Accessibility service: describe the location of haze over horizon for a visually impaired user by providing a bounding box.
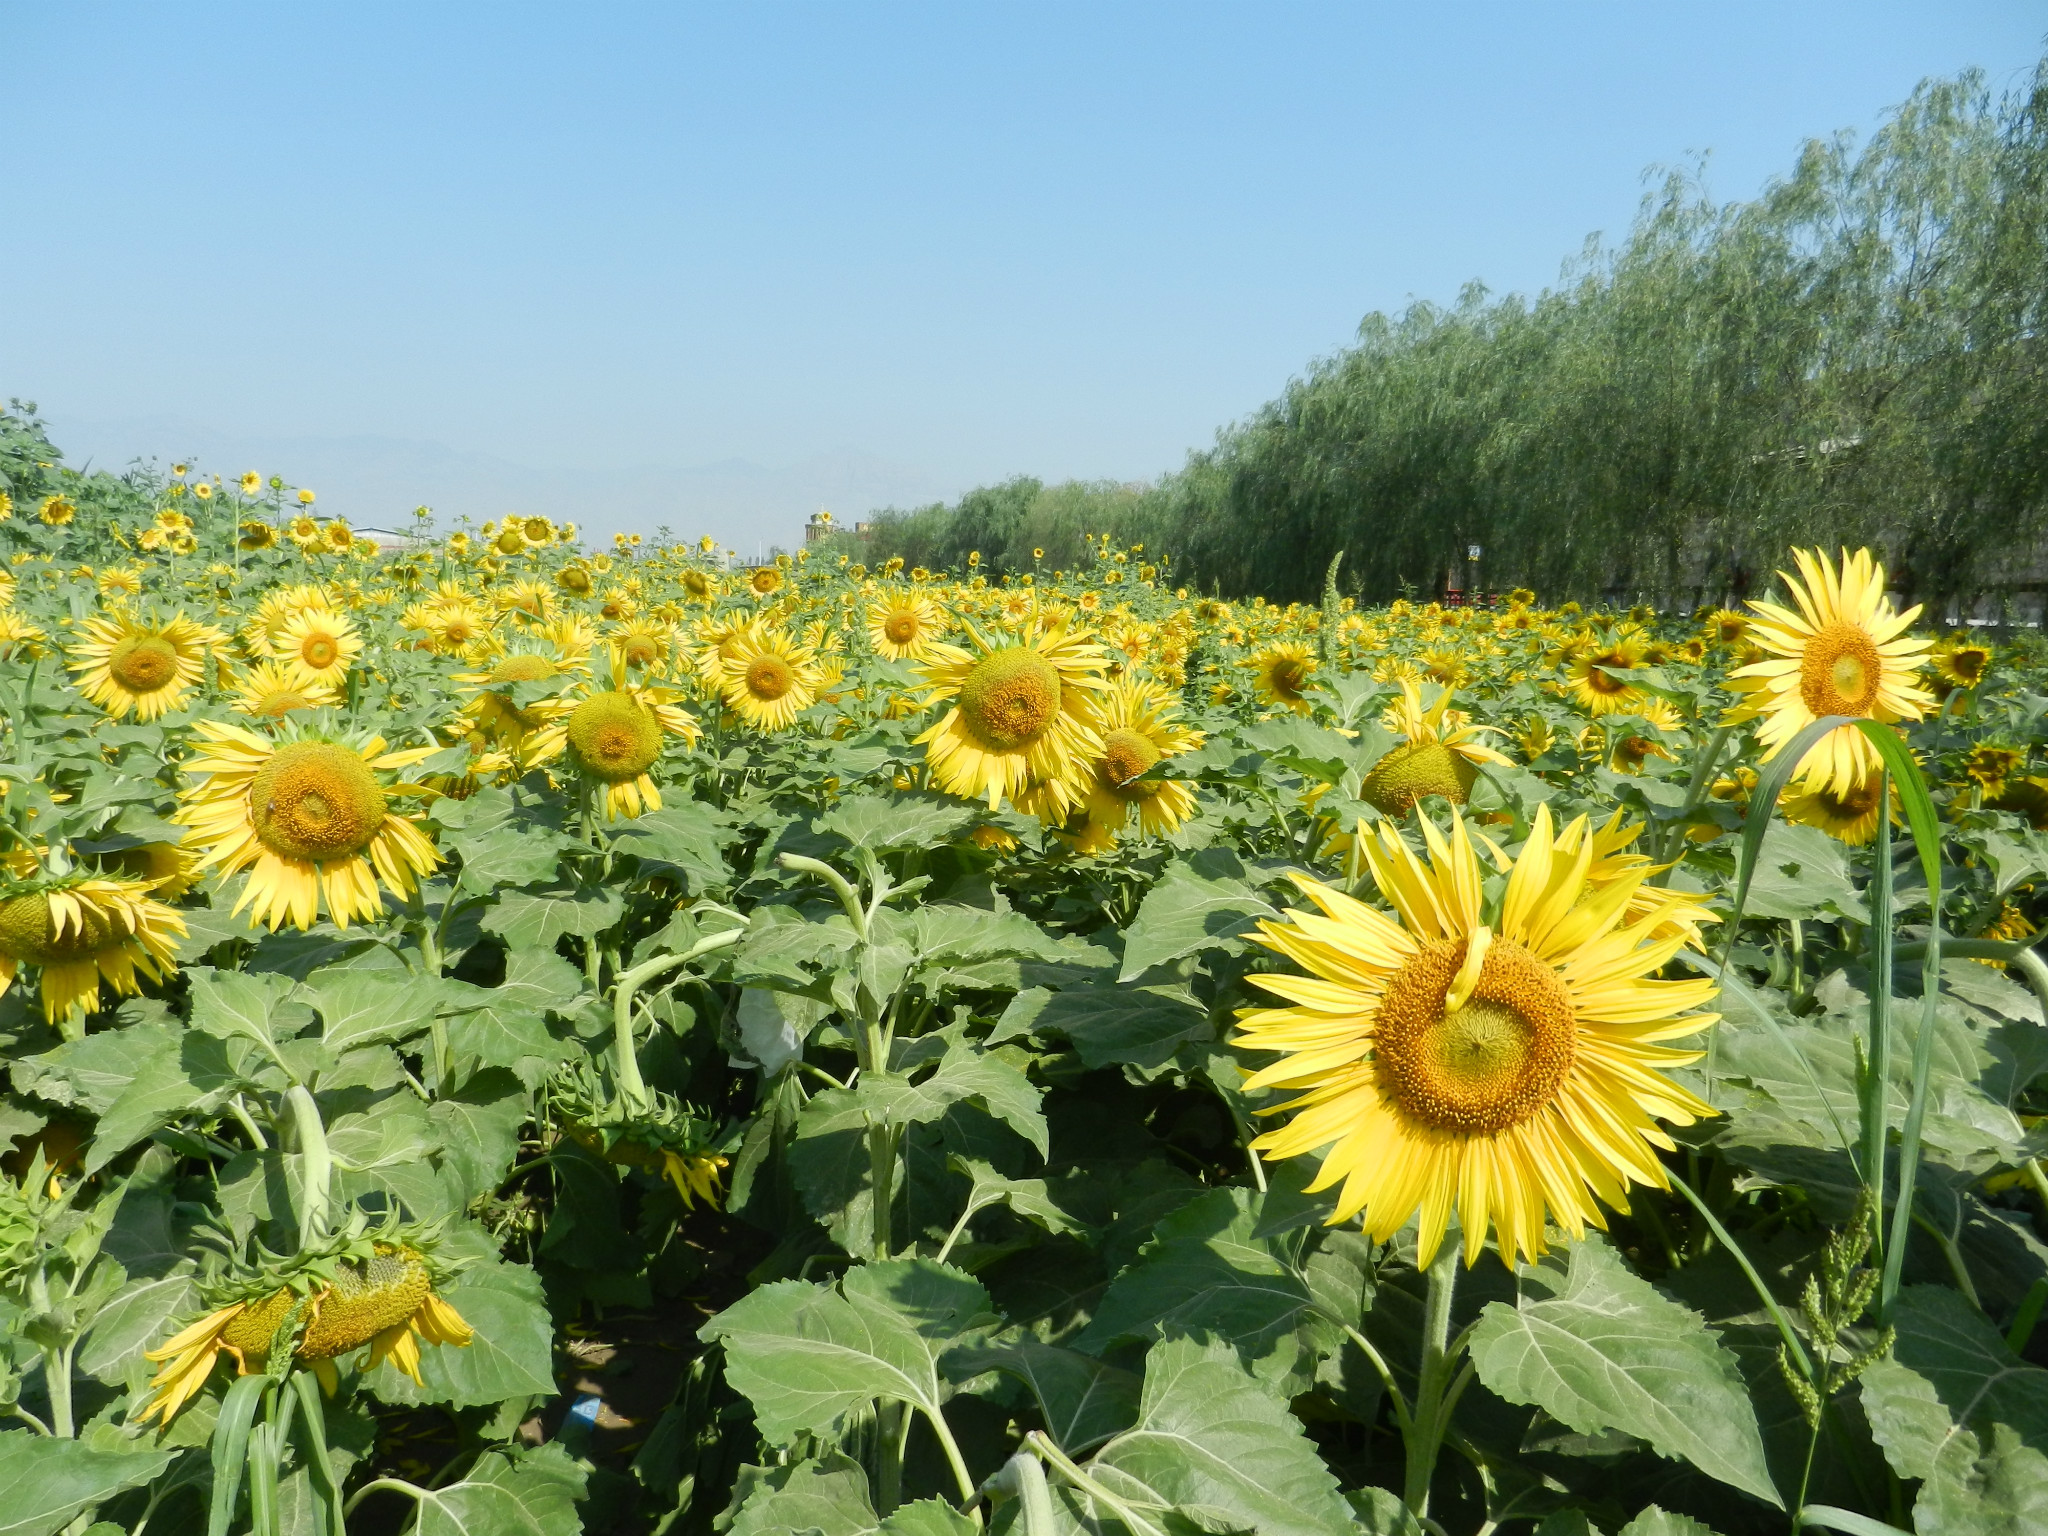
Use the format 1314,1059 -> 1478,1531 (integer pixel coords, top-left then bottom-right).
7,4 -> 2042,551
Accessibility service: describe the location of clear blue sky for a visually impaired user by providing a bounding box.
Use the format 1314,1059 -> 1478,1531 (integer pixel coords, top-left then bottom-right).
5,4 -> 2044,546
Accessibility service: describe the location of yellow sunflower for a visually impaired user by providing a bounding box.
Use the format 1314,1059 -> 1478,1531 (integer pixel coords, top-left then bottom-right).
1723,547 -> 1933,797
1562,632 -> 1647,716
1234,805 -> 1718,1266
1068,677 -> 1204,854
719,626 -> 823,731
1782,775 -> 1894,846
1361,681 -> 1512,815
1931,634 -> 1992,694
68,612 -> 226,721
39,495 -> 75,526
238,522 -> 278,551
915,618 -> 1109,813
528,665 -> 701,819
0,875 -> 185,1024
176,721 -> 442,930
230,659 -> 338,718
276,606 -> 362,692
1248,642 -> 1316,713
454,646 -> 582,759
867,593 -> 948,662
610,616 -> 676,674
138,1244 -> 473,1424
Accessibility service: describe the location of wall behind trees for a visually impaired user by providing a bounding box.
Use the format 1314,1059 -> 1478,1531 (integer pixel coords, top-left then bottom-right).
855,59 -> 2048,612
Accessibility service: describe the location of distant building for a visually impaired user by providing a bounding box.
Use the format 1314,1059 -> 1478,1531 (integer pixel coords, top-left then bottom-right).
805,508 -> 835,544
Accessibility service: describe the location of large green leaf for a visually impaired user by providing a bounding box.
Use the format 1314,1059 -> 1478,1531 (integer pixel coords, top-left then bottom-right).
950,1340 -> 1140,1454
816,794 -> 978,853
1916,1423 -> 2048,1536
403,1443 -> 586,1536
607,802 -> 732,892
297,965 -> 443,1053
364,1259 -> 558,1409
1117,853 -> 1279,981
1468,1239 -> 1780,1507
438,949 -> 584,1085
427,1069 -> 531,1202
727,1455 -> 877,1536
0,1430 -> 175,1536
703,1258 -> 995,1441
1075,1186 -> 1332,1393
77,1259 -> 199,1385
186,965 -> 310,1051
995,983 -> 1212,1070
85,1026 -> 249,1173
1085,1335 -> 1353,1536
1860,1285 -> 2048,1481
483,884 -> 624,948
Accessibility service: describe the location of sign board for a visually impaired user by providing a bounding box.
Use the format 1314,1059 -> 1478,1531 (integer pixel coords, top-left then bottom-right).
1467,544 -> 1482,561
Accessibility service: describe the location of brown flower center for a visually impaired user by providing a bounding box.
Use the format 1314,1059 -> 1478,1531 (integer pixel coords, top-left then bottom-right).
885,612 -> 921,644
745,654 -> 794,701
960,648 -> 1062,751
1372,936 -> 1576,1135
300,634 -> 339,670
1799,621 -> 1883,717
109,637 -> 179,694
250,742 -> 387,863
1101,728 -> 1163,798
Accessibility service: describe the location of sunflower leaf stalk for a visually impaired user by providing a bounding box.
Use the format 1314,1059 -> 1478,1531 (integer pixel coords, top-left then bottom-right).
285,1085 -> 332,1250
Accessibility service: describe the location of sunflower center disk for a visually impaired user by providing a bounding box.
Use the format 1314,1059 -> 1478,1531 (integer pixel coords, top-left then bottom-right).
109,637 -> 179,693
746,656 -> 795,701
1362,741 -> 1473,815
885,613 -> 920,644
960,648 -> 1062,751
1271,660 -> 1308,698
568,692 -> 661,781
250,742 -> 387,863
1374,937 -> 1576,1135
1800,621 -> 1882,716
302,636 -> 339,669
0,892 -> 116,965
1101,728 -> 1163,798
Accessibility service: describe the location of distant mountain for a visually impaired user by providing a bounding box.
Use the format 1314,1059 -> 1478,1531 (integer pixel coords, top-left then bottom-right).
45,414 -> 953,554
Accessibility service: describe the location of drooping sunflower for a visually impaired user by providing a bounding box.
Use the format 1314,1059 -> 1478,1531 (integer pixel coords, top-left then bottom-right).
1989,776 -> 2048,832
1247,642 -> 1316,713
68,611 -> 227,721
138,1234 -> 473,1424
176,720 -> 442,930
719,626 -> 823,731
1234,805 -> 1718,1267
230,659 -> 338,718
867,593 -> 948,662
1361,681 -> 1512,815
1067,677 -> 1204,854
454,645 -> 582,760
915,619 -> 1110,812
528,663 -> 701,819
1782,775 -> 1895,846
0,874 -> 186,1024
238,521 -> 278,551
276,606 -> 362,692
1723,548 -> 1932,797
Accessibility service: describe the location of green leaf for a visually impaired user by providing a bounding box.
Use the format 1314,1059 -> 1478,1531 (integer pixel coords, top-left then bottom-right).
450,822 -> 577,890
1915,1423 -> 2048,1536
1468,1239 -> 1780,1507
1616,1510 -> 1723,1536
856,1046 -> 1047,1156
403,1444 -> 587,1536
297,965 -> 443,1053
86,1026 -> 249,1173
727,1455 -> 877,1536
1075,1186 -> 1330,1393
483,884 -> 624,948
702,1258 -> 995,1441
186,965 -> 310,1051
996,984 -> 1212,1070
950,1340 -> 1140,1453
1860,1285 -> 2048,1482
878,1500 -> 978,1536
1085,1334 -> 1353,1536
609,802 -> 732,892
946,1155 -> 1081,1238
76,1260 -> 199,1385
815,794 -> 978,853
364,1259 -> 558,1409
427,1069 -> 531,1202
0,1429 -> 175,1536
1736,821 -> 1868,923
1117,855 -> 1279,981
438,950 -> 584,1085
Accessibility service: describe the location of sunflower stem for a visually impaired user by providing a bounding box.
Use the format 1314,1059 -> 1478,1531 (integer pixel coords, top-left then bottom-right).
1402,1239 -> 1462,1519
778,853 -> 868,940
286,1084 -> 333,1250
611,931 -> 745,1112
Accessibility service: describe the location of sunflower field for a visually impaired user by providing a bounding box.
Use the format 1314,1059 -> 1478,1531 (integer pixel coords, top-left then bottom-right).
6,419 -> 2048,1536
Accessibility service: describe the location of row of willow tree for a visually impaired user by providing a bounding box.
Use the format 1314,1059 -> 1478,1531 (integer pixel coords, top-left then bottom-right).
848,58 -> 2048,611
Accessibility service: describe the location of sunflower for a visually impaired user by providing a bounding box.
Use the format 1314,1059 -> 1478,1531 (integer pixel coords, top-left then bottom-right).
1234,805 -> 1718,1266
320,520 -> 354,554
719,626 -> 823,731
240,584 -> 336,658
238,521 -> 278,551
276,606 -> 362,691
1248,642 -> 1316,713
0,875 -> 185,1024
1361,682 -> 1512,815
90,840 -> 203,900
0,611 -> 46,660
422,598 -> 492,655
1067,678 -> 1204,853
454,646 -> 582,756
1723,548 -> 1933,797
230,659 -> 338,718
867,593 -> 947,662
1989,776 -> 2048,831
528,668 -> 701,819
239,471 -> 262,495
1782,774 -> 1894,845
287,515 -> 322,548
176,721 -> 442,930
915,618 -> 1109,813
556,563 -> 594,596
1965,743 -> 2024,795
138,1240 -> 473,1423
748,566 -> 783,598
68,611 -> 225,721
1932,634 -> 1993,694
1563,632 -> 1647,716
610,617 -> 676,674
39,495 -> 75,526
